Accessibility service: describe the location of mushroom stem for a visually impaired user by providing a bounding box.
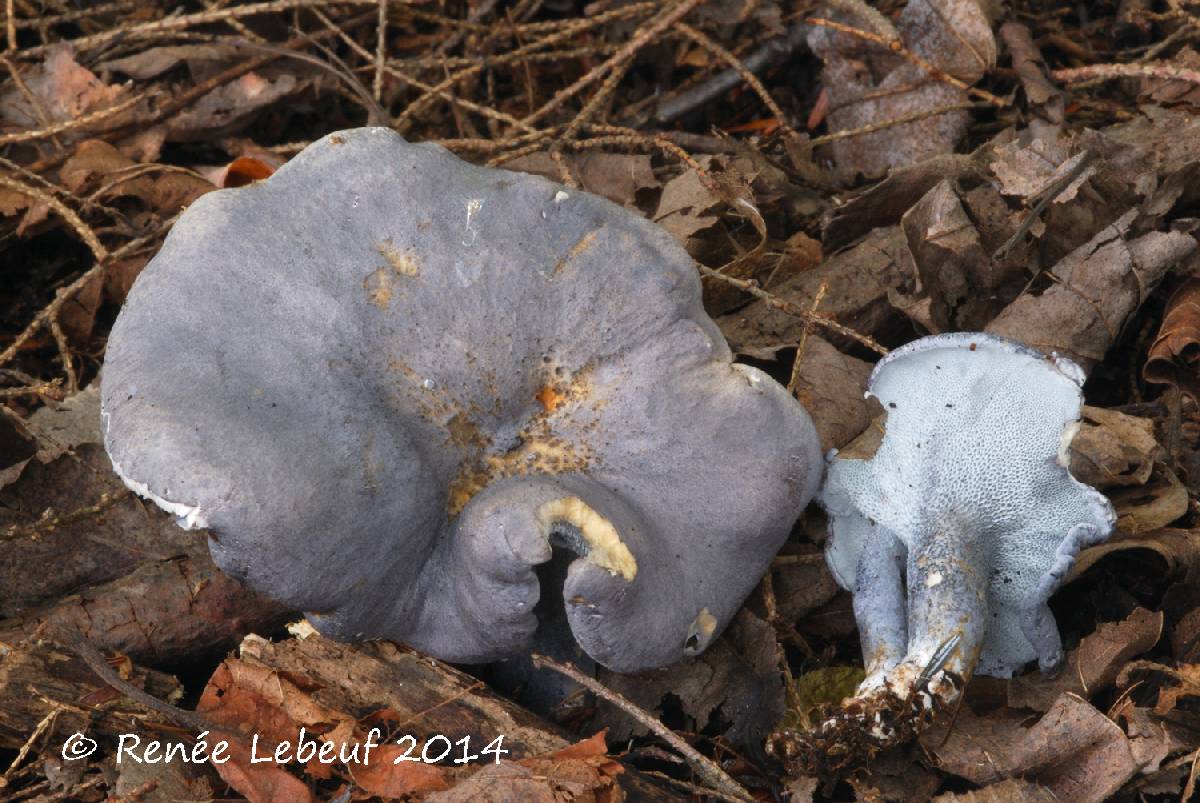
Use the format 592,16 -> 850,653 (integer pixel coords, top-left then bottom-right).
852,526 -> 907,686
900,514 -> 987,694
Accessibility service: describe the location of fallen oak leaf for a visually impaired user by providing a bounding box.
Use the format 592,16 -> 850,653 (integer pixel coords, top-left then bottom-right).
1007,607 -> 1163,711
347,743 -> 448,798
1145,277 -> 1200,402
429,732 -> 621,803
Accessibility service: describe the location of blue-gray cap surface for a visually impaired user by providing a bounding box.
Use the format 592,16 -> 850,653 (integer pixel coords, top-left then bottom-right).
101,127 -> 823,672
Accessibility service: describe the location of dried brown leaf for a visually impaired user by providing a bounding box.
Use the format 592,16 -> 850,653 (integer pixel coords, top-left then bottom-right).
1007,607 -> 1163,711
987,210 -> 1196,370
925,692 -> 1139,802
807,0 -> 995,175
1145,278 -> 1200,401
789,335 -> 874,451
508,152 -> 658,208
716,225 -> 912,355
166,72 -> 303,140
0,43 -> 130,137
931,778 -> 1058,802
1069,406 -> 1162,488
593,609 -> 784,748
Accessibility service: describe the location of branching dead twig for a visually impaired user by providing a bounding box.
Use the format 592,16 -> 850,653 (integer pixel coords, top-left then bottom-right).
530,653 -> 755,803
698,266 -> 888,355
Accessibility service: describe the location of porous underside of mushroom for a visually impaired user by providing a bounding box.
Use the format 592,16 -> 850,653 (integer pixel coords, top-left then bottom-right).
101,127 -> 822,673
803,332 -> 1115,761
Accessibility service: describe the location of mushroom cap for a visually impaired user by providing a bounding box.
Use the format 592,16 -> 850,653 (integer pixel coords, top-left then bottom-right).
821,332 -> 1115,677
101,127 -> 822,672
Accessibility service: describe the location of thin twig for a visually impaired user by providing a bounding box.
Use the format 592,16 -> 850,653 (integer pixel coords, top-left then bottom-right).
675,22 -> 800,140
809,101 -> 987,146
0,92 -> 142,146
13,0 -> 376,58
0,707 -> 60,789
519,0 -> 707,128
1,489 -> 130,543
788,282 -> 827,394
657,24 -> 809,123
698,266 -> 888,355
0,175 -> 106,260
71,638 -> 214,733
530,654 -> 754,803
374,0 -> 386,103
1053,61 -> 1200,85
993,150 -> 1094,260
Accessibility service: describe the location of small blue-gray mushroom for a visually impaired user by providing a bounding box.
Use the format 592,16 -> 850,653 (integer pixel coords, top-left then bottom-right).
815,332 -> 1115,749
100,127 -> 823,673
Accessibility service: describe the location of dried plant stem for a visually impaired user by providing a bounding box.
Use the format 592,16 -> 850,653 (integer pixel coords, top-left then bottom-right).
809,101 -> 987,146
788,282 -> 828,394
675,22 -> 800,140
0,175 -> 106,260
807,16 -> 1006,107
395,3 -> 650,131
311,9 -> 534,132
72,638 -> 214,733
1,489 -> 130,543
699,266 -> 888,355
374,0 -> 387,102
15,0 -> 376,58
47,316 -> 77,393
0,706 -> 60,788
1053,61 -> 1200,85
530,654 -> 754,803
0,92 -> 142,146
520,0 -> 706,128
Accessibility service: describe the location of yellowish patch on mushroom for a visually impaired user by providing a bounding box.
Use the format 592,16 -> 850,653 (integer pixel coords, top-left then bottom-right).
363,267 -> 393,308
446,435 -> 593,516
443,367 -> 604,515
692,608 -> 717,638
537,496 -> 637,581
535,384 -> 566,413
553,229 -> 601,275
377,240 -> 420,277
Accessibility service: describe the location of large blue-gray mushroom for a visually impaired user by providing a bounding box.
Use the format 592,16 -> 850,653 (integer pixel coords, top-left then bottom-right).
789,332 -> 1115,763
100,128 -> 822,673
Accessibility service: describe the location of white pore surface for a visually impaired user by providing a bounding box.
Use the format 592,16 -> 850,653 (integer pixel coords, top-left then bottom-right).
821,333 -> 1115,676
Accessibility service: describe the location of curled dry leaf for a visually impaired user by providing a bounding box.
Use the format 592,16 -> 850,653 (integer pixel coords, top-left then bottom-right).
197,645 -> 448,801
999,22 -> 1064,128
900,179 -> 1026,329
430,732 -> 624,803
987,210 -> 1196,370
787,335 -> 874,452
166,71 -> 304,141
594,609 -> 785,749
507,152 -> 658,208
1110,465 -> 1189,535
1119,660 -> 1200,717
716,225 -> 912,354
1145,278 -> 1200,401
99,44 -> 242,81
807,0 -> 996,176
0,43 -> 131,138
1007,607 -> 1163,711
1069,406 -> 1162,488
924,692 -> 1139,803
